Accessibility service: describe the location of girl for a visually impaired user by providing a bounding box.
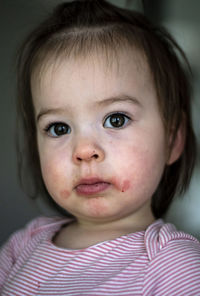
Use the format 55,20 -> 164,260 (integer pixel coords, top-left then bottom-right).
1,0 -> 200,295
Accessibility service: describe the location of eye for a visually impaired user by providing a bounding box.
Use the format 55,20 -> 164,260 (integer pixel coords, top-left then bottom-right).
45,122 -> 71,137
103,113 -> 131,129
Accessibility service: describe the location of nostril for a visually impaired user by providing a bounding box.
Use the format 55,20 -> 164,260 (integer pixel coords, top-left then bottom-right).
76,154 -> 99,161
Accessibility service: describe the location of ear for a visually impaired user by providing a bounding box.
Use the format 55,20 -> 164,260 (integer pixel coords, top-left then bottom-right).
167,122 -> 185,165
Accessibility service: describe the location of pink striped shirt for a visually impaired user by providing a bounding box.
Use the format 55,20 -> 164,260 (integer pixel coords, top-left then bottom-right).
0,217 -> 200,295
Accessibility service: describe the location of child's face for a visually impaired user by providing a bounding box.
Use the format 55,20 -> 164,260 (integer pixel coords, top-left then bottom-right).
32,50 -> 168,226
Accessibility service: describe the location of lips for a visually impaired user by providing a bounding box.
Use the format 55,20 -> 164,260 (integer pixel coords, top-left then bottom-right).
75,178 -> 111,196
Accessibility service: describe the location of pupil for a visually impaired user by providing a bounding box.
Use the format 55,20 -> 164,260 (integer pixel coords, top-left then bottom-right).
55,124 -> 68,135
111,114 -> 125,127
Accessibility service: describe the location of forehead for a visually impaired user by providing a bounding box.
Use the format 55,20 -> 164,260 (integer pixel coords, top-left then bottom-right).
31,47 -> 162,129
31,47 -> 153,99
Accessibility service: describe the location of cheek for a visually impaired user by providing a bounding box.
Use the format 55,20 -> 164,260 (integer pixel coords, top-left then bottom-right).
110,142 -> 166,193
42,165 -> 71,205
40,160 -> 59,186
39,153 -> 71,198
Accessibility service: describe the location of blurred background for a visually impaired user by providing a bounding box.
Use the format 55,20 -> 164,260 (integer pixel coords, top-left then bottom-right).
0,0 -> 200,246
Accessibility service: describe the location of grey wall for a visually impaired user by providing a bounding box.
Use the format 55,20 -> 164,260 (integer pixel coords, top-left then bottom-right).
0,0 -> 200,247
158,0 -> 200,238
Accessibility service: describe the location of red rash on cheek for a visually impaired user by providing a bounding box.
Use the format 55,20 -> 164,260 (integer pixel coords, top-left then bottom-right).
111,177 -> 131,193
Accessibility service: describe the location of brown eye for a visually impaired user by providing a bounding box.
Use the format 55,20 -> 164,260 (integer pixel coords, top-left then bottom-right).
46,122 -> 71,137
104,113 -> 130,128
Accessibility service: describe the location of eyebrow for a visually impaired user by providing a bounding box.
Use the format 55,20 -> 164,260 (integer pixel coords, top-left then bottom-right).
36,94 -> 142,122
96,94 -> 142,107
37,107 -> 66,122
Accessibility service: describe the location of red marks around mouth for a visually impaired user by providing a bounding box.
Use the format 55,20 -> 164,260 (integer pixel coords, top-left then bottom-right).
110,177 -> 130,193
60,189 -> 70,199
121,180 -> 130,192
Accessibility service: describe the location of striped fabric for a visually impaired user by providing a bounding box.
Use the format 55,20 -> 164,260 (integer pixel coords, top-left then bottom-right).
0,217 -> 200,295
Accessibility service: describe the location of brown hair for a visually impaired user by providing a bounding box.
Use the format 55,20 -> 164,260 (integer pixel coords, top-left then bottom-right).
16,0 -> 196,218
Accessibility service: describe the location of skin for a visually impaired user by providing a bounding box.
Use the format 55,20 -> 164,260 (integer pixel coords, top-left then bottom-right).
32,49 -> 183,249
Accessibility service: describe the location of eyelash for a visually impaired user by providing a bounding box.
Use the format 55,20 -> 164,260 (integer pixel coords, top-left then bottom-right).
44,112 -> 132,138
103,112 -> 131,129
44,122 -> 71,137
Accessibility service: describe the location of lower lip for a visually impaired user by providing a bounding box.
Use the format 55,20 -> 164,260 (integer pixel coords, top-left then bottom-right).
76,182 -> 110,196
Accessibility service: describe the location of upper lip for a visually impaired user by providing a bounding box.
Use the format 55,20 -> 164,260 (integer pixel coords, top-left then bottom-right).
75,178 -> 110,187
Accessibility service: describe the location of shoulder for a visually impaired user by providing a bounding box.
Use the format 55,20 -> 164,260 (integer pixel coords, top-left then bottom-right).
143,220 -> 200,295
0,216 -> 69,261
0,216 -> 69,289
144,219 -> 200,260
22,215 -> 68,237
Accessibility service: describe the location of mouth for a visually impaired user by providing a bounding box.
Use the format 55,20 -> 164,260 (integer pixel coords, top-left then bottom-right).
75,178 -> 111,196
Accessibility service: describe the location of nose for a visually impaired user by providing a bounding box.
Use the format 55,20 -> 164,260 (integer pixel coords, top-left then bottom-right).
72,140 -> 105,165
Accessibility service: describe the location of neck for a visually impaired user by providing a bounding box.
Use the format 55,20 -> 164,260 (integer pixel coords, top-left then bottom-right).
54,204 -> 156,250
